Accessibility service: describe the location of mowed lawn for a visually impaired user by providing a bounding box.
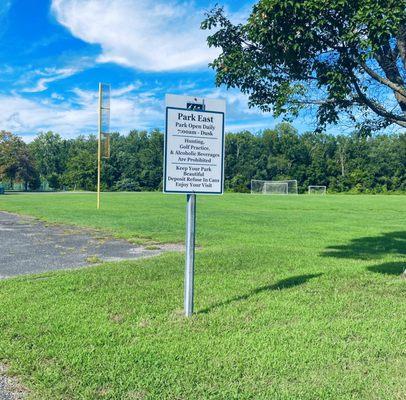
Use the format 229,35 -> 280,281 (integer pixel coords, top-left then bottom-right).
0,192 -> 405,400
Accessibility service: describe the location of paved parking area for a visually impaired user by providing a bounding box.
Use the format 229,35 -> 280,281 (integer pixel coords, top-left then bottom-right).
0,211 -> 181,279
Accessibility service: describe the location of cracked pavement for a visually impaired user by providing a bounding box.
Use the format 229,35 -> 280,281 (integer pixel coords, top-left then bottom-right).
0,211 -> 182,279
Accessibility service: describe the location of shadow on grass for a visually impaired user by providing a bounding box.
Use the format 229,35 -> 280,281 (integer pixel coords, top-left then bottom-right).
323,231 -> 405,276
198,273 -> 322,315
367,262 -> 406,276
323,231 -> 406,260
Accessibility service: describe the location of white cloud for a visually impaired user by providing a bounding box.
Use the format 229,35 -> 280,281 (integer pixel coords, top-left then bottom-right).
22,67 -> 81,93
197,87 -> 269,119
51,0 -> 220,72
0,84 -> 165,140
226,121 -> 276,132
51,92 -> 64,100
0,95 -> 95,139
0,84 -> 282,141
0,1 -> 12,21
0,0 -> 12,37
111,82 -> 142,96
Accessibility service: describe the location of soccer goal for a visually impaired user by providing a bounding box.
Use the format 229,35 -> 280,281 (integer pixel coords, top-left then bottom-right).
251,179 -> 298,195
262,182 -> 288,195
308,185 -> 327,195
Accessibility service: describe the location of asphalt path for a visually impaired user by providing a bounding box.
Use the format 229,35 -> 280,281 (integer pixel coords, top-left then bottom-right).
0,365 -> 26,400
0,211 -> 181,278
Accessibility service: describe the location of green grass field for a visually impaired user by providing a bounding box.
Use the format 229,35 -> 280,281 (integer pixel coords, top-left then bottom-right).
0,193 -> 405,399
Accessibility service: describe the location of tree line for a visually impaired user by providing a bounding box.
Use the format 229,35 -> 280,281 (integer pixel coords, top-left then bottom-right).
0,124 -> 405,194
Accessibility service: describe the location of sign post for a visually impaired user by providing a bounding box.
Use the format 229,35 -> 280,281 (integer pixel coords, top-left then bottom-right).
164,94 -> 225,316
185,193 -> 196,316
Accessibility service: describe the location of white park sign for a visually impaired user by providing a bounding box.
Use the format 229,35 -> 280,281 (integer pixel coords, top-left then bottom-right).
163,94 -> 226,317
164,95 -> 225,194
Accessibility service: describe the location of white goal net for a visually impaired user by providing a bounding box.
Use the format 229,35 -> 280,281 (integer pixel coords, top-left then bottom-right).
308,185 -> 327,195
263,182 -> 288,195
251,179 -> 298,195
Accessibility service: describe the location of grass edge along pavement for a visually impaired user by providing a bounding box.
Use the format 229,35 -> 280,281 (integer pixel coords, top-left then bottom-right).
0,363 -> 28,399
0,192 -> 405,399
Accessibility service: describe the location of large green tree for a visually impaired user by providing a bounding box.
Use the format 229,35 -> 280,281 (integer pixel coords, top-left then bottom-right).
202,0 -> 406,132
62,136 -> 97,191
0,130 -> 39,190
113,130 -> 164,192
29,131 -> 68,189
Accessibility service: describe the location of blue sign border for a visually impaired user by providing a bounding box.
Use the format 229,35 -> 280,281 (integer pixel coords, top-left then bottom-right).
164,106 -> 225,195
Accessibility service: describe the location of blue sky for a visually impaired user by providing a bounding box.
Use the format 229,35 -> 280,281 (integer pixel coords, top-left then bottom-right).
0,0 -> 315,141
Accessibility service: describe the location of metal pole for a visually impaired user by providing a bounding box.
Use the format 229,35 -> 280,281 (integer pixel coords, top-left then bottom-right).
185,193 -> 196,316
97,83 -> 102,209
